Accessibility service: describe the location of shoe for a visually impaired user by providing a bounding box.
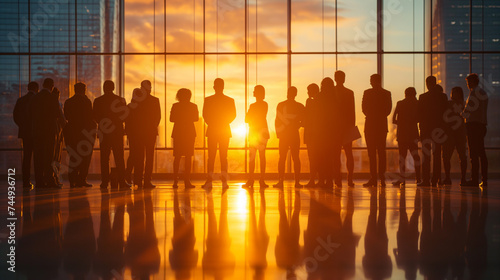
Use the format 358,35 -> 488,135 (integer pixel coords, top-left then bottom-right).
417,181 -> 431,187
295,182 -> 303,189
46,183 -> 62,189
185,182 -> 196,189
80,181 -> 93,188
202,180 -> 212,189
380,180 -> 386,187
363,180 -> 377,188
461,180 -> 479,187
144,182 -> 156,189
348,180 -> 355,187
70,183 -> 79,188
23,183 -> 34,191
100,183 -> 109,189
416,179 -> 422,185
335,181 -> 343,188
392,180 -> 405,186
173,180 -> 178,189
259,179 -> 269,188
273,181 -> 284,189
442,178 -> 452,185
479,181 -> 488,188
119,181 -> 133,190
243,179 -> 254,189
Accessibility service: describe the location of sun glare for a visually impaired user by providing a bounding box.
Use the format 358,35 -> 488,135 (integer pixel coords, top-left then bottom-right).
232,124 -> 247,138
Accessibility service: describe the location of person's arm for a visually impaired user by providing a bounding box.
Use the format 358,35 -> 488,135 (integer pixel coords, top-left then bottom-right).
202,99 -> 209,125
392,103 -> 399,124
229,98 -> 237,124
384,90 -> 393,117
193,104 -> 200,122
153,98 -> 161,128
361,90 -> 369,117
349,90 -> 356,127
169,103 -> 176,123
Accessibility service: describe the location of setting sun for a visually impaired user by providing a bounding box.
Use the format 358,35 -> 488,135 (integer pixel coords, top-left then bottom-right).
232,124 -> 247,138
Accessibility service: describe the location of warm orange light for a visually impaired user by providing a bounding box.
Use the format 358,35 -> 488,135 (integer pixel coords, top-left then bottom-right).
232,124 -> 247,138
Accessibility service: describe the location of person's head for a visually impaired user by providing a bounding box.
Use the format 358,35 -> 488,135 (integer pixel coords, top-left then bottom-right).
334,70 -> 346,85
405,87 -> 417,99
42,78 -> 54,90
28,81 -> 39,93
426,76 -> 437,91
213,78 -> 224,94
253,85 -> 265,101
132,88 -> 142,101
320,77 -> 334,93
370,74 -> 382,88
287,86 -> 297,100
74,82 -> 86,95
307,83 -> 319,98
466,73 -> 479,90
435,84 -> 444,93
451,86 -> 464,103
141,80 -> 152,94
176,88 -> 192,103
103,80 -> 115,94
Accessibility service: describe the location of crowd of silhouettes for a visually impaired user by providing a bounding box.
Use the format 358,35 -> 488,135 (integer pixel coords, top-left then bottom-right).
14,72 -> 488,190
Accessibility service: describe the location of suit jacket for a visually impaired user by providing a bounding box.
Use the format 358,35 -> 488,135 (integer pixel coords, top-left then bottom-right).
93,92 -> 127,140
303,97 -> 319,144
126,94 -> 161,139
362,87 -> 392,133
13,91 -> 36,139
393,98 -> 419,143
170,101 -> 199,139
203,93 -> 236,138
417,89 -> 448,137
31,88 -> 65,138
245,101 -> 270,140
63,94 -> 96,142
336,85 -> 356,136
275,99 -> 305,139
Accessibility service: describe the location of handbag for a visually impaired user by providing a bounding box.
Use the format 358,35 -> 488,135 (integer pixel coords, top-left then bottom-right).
343,125 -> 361,144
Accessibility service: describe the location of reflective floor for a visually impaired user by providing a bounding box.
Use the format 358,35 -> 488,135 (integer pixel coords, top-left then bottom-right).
2,180 -> 500,280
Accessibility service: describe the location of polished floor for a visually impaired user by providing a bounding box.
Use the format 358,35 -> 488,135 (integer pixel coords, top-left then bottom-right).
2,180 -> 500,280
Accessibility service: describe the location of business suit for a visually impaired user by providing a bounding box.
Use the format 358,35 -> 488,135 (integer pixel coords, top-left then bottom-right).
336,85 -> 356,185
93,92 -> 127,187
127,93 -> 161,186
203,93 -> 236,177
417,88 -> 448,185
362,87 -> 392,184
31,88 -> 66,188
13,90 -> 36,187
64,93 -> 96,187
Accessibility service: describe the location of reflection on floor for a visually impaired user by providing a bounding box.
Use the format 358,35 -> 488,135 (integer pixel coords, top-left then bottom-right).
6,180 -> 500,280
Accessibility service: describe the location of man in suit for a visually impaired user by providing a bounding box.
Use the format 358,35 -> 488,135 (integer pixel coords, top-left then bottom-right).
93,80 -> 130,189
362,74 -> 392,187
31,78 -> 66,188
64,82 -> 96,188
461,73 -> 488,187
127,80 -> 161,189
335,70 -> 356,187
417,76 -> 448,187
202,78 -> 236,189
275,86 -> 305,189
13,81 -> 39,190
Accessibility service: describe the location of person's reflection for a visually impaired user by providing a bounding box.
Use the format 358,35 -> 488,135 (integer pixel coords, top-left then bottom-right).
363,188 -> 392,279
18,189 -> 62,279
337,187 -> 361,279
94,189 -> 126,279
393,188 -> 420,280
465,189 -> 488,279
449,190 -> 468,279
247,189 -> 269,279
62,190 -> 96,280
169,189 -> 198,279
202,192 -> 235,279
125,190 -> 161,279
275,190 -> 302,278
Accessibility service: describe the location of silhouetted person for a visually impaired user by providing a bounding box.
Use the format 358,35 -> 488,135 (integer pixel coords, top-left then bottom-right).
393,188 -> 420,280
304,83 -> 320,188
461,73 -> 488,187
13,81 -> 38,190
93,80 -> 129,189
274,86 -> 305,188
392,87 -> 421,186
202,78 -> 236,190
275,190 -> 301,278
417,76 -> 448,187
169,190 -> 198,279
124,88 -> 141,186
128,80 -> 161,189
31,78 -> 66,188
317,77 -> 337,188
443,86 -> 467,185
362,74 -> 392,187
94,190 -> 126,280
202,193 -> 235,279
247,188 -> 269,279
363,187 -> 392,279
52,87 -> 64,187
244,85 -> 270,189
62,191 -> 96,279
170,88 -> 199,189
125,190 -> 161,279
335,70 -> 356,187
63,82 -> 96,188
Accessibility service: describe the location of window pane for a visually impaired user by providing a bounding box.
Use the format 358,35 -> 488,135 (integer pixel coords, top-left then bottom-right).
337,0 -> 377,52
